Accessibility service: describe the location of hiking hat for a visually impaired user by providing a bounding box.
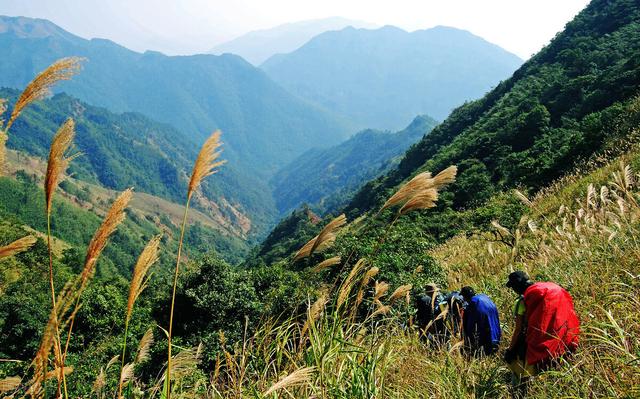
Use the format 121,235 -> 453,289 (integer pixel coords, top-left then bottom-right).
506,270 -> 531,288
460,286 -> 475,301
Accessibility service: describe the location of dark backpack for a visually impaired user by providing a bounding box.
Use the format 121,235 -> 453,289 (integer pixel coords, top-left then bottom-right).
438,291 -> 465,334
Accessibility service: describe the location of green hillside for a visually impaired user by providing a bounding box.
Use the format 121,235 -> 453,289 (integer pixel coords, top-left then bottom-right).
0,16 -> 350,175
345,0 -> 640,218
252,0 -> 640,284
0,15 -> 354,238
262,25 -> 522,129
1,88 -> 264,238
271,115 -> 438,215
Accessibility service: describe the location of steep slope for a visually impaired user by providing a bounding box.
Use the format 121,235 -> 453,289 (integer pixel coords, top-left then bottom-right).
210,17 -> 376,65
253,0 -> 640,270
1,88 -> 254,239
1,150 -> 249,269
262,25 -> 523,129
345,0 -> 640,218
271,115 -> 437,215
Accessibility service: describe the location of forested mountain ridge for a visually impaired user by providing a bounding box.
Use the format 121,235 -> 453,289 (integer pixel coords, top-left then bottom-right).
0,88 -> 253,239
0,14 -> 352,237
271,115 -> 438,215
253,0 -> 640,270
0,15 -> 350,173
3,0 -> 640,397
344,0 -> 640,218
261,25 -> 523,129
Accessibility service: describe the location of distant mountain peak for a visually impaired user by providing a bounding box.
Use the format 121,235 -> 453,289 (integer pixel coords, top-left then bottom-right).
0,15 -> 74,40
261,24 -> 523,129
210,17 -> 377,65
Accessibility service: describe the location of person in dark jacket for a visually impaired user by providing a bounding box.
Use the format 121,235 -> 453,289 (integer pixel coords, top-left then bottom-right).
460,286 -> 501,356
415,283 -> 445,339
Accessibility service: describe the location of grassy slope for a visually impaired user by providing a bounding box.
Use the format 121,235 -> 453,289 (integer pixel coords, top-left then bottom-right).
206,148 -> 640,398
1,89 -> 259,241
1,149 -> 249,269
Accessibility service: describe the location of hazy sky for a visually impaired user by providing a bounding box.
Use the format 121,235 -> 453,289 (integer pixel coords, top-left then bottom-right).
0,0 -> 591,59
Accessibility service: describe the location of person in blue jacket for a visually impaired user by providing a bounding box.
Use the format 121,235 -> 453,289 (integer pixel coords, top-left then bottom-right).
460,286 -> 501,356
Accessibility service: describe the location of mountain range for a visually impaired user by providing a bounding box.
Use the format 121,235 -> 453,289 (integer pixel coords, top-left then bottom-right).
252,0 -> 640,269
0,15 -> 528,238
0,15 -> 354,235
271,115 -> 438,215
210,17 -> 376,65
262,25 -> 523,130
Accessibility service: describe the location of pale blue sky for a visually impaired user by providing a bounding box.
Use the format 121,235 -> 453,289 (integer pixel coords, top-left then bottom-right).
0,0 -> 590,59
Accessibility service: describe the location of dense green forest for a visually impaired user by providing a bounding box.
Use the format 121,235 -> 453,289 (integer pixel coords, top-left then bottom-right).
344,0 -> 640,218
262,25 -> 522,128
271,115 -> 438,215
1,87 -> 263,242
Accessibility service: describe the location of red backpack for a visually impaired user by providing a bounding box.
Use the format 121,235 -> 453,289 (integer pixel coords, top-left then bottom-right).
523,282 -> 580,365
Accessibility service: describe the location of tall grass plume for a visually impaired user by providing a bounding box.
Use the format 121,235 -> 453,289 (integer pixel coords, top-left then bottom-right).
167,131 -> 225,398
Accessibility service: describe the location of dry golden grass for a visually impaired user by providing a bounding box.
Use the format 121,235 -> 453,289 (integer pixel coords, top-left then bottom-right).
165,344 -> 203,382
388,284 -> 413,304
432,165 -> 458,188
119,363 -> 135,388
187,131 -> 226,200
380,171 -> 433,211
79,189 -> 133,290
136,328 -> 154,364
337,258 -> 366,308
371,303 -> 391,317
374,280 -> 390,301
294,214 -> 347,261
30,281 -> 77,398
167,131 -> 226,399
310,256 -> 341,272
399,188 -> 438,215
300,293 -> 329,338
0,376 -> 21,393
355,266 -> 379,306
126,235 -> 161,322
310,214 -> 347,255
263,366 -> 315,396
0,235 -> 37,259
0,130 -> 7,177
6,58 -> 83,132
380,166 -> 456,216
45,118 -> 79,215
0,58 -> 83,177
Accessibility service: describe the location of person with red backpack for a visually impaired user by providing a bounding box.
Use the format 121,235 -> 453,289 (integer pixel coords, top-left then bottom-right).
504,271 -> 580,371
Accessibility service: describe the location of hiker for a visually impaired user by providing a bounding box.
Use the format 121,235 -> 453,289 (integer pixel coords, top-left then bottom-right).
415,284 -> 465,342
415,283 -> 445,339
504,271 -> 580,373
460,286 -> 501,356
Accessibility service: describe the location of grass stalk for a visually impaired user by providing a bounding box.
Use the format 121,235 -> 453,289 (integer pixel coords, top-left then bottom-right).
118,320 -> 130,399
166,197 -> 190,398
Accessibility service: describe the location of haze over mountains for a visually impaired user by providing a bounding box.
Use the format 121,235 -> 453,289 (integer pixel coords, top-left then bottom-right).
271,115 -> 438,215
0,15 -> 355,234
210,17 -> 377,65
0,14 -> 526,239
262,25 -> 523,129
